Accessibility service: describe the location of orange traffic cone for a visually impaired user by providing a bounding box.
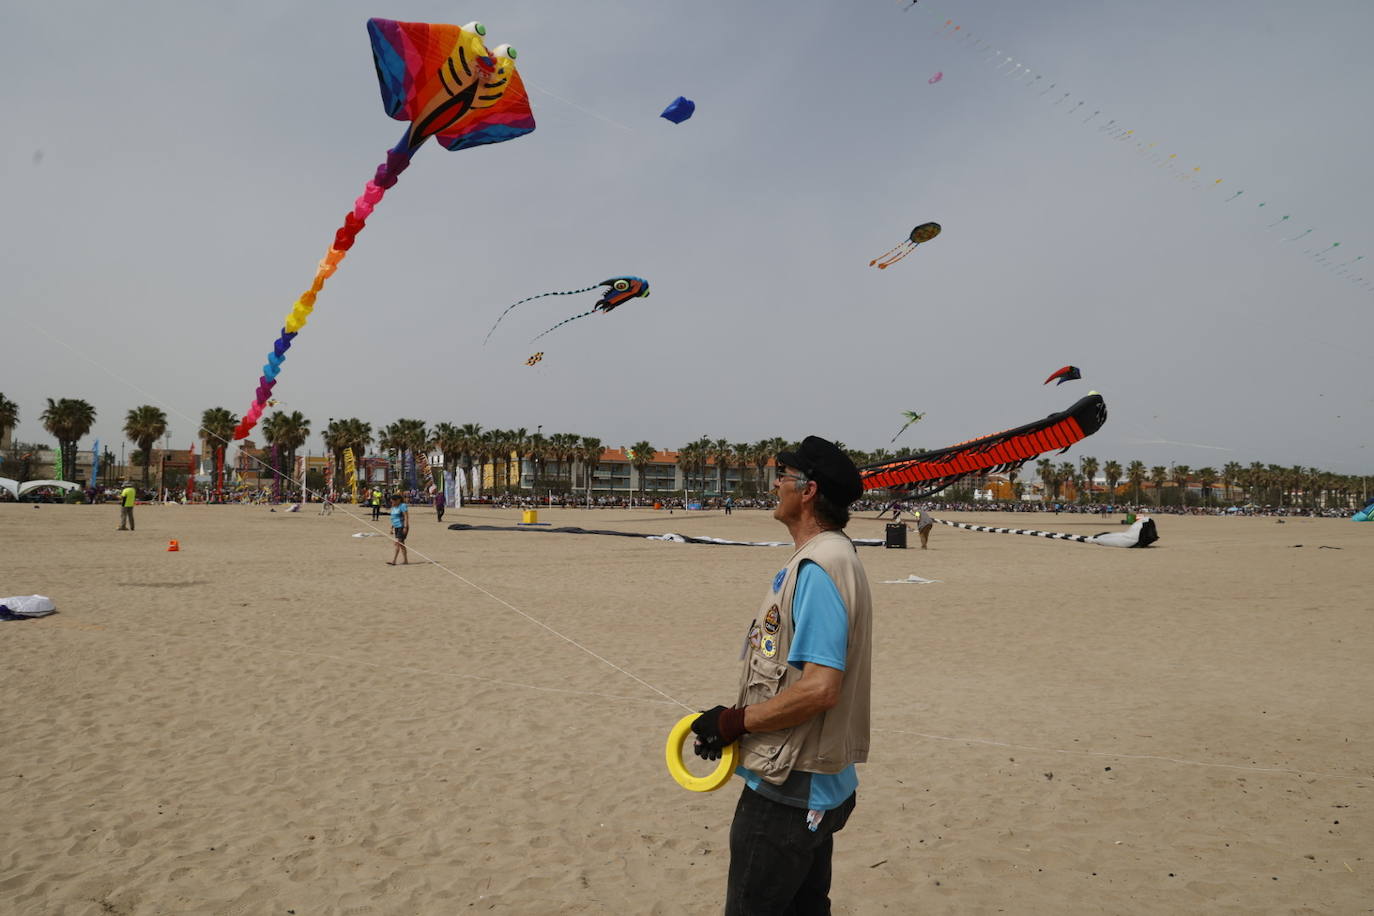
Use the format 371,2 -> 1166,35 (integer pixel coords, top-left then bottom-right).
167,539 -> 180,552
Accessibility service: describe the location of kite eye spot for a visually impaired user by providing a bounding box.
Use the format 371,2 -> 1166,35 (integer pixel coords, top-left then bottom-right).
613,279 -> 630,291
465,21 -> 487,37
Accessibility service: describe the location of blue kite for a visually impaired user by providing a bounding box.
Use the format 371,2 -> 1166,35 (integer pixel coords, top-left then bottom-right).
660,96 -> 695,124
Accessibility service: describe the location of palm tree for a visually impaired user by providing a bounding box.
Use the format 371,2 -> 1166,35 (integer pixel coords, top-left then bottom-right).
548,433 -> 580,493
1126,460 -> 1146,504
1172,465 -> 1192,508
1149,466 -> 1168,506
524,431 -> 549,491
578,436 -> 603,501
731,442 -> 752,497
1287,465 -> 1306,510
1057,461 -> 1076,501
1078,456 -> 1099,504
504,427 -> 528,493
430,422 -> 464,493
1222,461 -> 1242,504
1195,466 -> 1217,507
626,441 -> 656,500
754,437 -> 787,493
1246,461 -> 1266,505
262,410 -> 311,496
200,407 -> 239,498
1103,460 -> 1122,503
124,405 -> 168,486
1034,458 -> 1054,501
41,398 -> 97,483
323,418 -> 373,496
380,419 -> 428,490
0,393 -> 18,450
457,422 -> 484,496
709,439 -> 733,497
678,437 -> 711,499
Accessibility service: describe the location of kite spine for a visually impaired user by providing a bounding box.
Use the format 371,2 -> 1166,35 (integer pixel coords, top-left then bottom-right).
233,141 -> 415,440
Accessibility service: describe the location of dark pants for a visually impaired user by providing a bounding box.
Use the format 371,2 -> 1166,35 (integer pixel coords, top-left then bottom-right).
436,505 -> 445,523
119,507 -> 135,530
371,503 -> 381,520
726,788 -> 856,916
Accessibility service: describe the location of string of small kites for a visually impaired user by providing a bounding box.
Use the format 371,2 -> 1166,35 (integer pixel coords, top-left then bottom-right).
900,1 -> 1371,293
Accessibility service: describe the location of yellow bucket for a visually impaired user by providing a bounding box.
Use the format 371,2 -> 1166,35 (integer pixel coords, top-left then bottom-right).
522,509 -> 538,525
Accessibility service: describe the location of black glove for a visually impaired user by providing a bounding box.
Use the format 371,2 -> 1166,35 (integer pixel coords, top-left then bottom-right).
691,705 -> 749,760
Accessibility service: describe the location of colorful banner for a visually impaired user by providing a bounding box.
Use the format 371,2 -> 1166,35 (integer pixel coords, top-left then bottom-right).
91,439 -> 100,488
344,448 -> 358,503
55,444 -> 64,482
417,450 -> 435,492
445,465 -> 458,509
186,443 -> 196,500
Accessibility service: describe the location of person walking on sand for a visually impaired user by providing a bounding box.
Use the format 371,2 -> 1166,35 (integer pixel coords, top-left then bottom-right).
370,487 -> 383,521
912,508 -> 935,549
690,435 -> 872,915
387,492 -> 410,565
117,481 -> 137,531
434,489 -> 446,524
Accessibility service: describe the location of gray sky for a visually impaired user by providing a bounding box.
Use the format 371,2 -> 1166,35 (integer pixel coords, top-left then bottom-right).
4,0 -> 1372,474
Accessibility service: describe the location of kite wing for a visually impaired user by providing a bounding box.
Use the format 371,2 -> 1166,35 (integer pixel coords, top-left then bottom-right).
861,393 -> 1108,498
1043,365 -> 1081,385
368,19 -> 535,153
660,96 -> 696,124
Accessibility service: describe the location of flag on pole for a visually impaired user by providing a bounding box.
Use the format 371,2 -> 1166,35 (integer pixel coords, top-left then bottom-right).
344,448 -> 358,503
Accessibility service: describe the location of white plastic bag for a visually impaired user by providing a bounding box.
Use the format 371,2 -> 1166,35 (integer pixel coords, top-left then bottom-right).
1,595 -> 57,617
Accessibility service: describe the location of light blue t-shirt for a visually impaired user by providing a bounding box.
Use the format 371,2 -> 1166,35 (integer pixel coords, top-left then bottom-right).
737,559 -> 859,811
390,503 -> 408,529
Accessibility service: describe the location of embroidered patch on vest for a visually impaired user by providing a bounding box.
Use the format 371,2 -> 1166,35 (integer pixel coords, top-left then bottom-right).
761,634 -> 779,658
763,604 -> 781,635
747,622 -> 762,650
772,568 -> 786,592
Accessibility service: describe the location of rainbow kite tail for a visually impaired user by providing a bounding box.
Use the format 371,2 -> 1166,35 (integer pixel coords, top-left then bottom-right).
233,142 -> 416,440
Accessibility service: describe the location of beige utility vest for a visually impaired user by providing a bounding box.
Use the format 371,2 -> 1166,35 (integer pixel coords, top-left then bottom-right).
735,529 -> 873,785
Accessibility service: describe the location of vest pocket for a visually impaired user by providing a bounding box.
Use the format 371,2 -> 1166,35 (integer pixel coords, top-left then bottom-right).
743,652 -> 790,706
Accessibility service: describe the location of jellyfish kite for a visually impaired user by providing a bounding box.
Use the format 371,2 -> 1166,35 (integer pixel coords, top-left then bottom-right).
531,277 -> 651,343
869,222 -> 941,269
485,277 -> 650,344
1043,365 -> 1081,385
660,96 -> 695,124
230,19 -> 535,440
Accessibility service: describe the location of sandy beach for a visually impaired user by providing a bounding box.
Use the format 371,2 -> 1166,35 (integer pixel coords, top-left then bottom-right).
2,501 -> 1370,914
